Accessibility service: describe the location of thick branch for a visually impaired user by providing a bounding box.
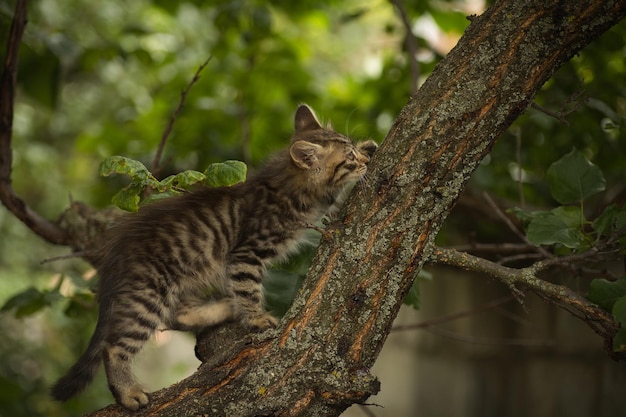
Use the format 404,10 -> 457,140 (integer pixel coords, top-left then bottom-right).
0,0 -> 68,245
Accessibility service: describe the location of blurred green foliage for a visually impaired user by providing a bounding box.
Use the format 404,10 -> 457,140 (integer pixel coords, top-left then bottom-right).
0,0 -> 624,415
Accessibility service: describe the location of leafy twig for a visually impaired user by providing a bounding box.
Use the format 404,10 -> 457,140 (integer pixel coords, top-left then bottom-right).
483,192 -> 554,260
430,246 -> 622,358
150,56 -> 212,175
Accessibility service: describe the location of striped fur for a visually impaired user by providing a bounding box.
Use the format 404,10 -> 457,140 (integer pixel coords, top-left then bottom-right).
51,105 -> 377,410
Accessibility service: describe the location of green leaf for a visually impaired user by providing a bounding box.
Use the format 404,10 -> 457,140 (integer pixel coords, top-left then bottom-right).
509,207 -> 535,224
586,277 -> 626,312
546,149 -> 606,204
404,279 -> 421,310
552,206 -> 584,228
99,156 -> 155,183
159,170 -> 206,190
111,183 -> 142,212
141,190 -> 181,206
526,210 -> 585,248
593,204 -> 626,237
403,270 -> 431,310
1,287 -> 48,318
204,160 -> 247,188
612,297 -> 626,352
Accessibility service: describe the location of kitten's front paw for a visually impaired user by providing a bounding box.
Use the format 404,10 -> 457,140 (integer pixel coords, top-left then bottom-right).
117,385 -> 149,410
246,313 -> 278,331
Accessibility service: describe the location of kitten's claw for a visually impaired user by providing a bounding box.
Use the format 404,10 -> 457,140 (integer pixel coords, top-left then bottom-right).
246,313 -> 278,331
299,221 -> 333,240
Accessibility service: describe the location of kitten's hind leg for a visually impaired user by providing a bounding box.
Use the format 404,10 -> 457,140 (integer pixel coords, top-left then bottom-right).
173,299 -> 235,331
102,303 -> 157,410
103,345 -> 149,410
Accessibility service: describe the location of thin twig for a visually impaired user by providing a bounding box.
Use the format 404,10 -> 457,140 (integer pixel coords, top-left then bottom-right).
426,327 -> 555,348
530,88 -> 588,125
513,126 -> 525,208
482,192 -> 553,260
358,404 -> 381,417
497,252 -> 544,265
530,102 -> 571,125
449,242 -> 536,254
389,0 -> 420,94
151,56 -> 212,175
40,250 -> 96,264
392,296 -> 514,332
528,246 -> 620,275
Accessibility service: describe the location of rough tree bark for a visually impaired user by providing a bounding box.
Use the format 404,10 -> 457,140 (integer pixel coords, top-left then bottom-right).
1,0 -> 625,416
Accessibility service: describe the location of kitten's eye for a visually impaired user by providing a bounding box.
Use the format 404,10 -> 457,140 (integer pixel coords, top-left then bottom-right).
346,151 -> 356,161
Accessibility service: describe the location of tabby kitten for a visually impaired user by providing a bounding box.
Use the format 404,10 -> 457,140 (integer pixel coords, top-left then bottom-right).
51,105 -> 377,410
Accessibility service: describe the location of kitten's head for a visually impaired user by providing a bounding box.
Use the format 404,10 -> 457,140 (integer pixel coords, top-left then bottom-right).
288,105 -> 377,191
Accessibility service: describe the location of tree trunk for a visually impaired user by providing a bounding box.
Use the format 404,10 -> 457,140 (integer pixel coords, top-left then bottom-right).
2,0 -> 624,415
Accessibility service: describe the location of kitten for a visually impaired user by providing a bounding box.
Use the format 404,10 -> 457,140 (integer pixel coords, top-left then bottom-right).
50,105 -> 377,410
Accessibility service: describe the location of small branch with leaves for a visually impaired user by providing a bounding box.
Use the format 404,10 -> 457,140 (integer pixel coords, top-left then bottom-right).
429,245 -> 622,358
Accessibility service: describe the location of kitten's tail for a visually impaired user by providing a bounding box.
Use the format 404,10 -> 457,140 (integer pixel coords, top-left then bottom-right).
51,303 -> 109,402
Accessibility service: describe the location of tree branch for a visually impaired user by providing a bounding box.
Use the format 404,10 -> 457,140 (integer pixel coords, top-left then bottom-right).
389,0 -> 420,94
430,247 -> 622,358
150,57 -> 211,175
0,0 -> 69,245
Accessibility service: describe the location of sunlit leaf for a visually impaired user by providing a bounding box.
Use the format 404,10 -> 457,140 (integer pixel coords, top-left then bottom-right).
204,160 -> 247,188
546,149 -> 606,204
111,183 -> 143,212
159,170 -> 206,190
141,190 -> 181,206
99,156 -> 154,183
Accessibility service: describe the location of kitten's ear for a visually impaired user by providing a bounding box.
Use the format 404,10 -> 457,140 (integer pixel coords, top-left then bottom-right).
290,140 -> 323,169
357,140 -> 378,158
294,105 -> 323,133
